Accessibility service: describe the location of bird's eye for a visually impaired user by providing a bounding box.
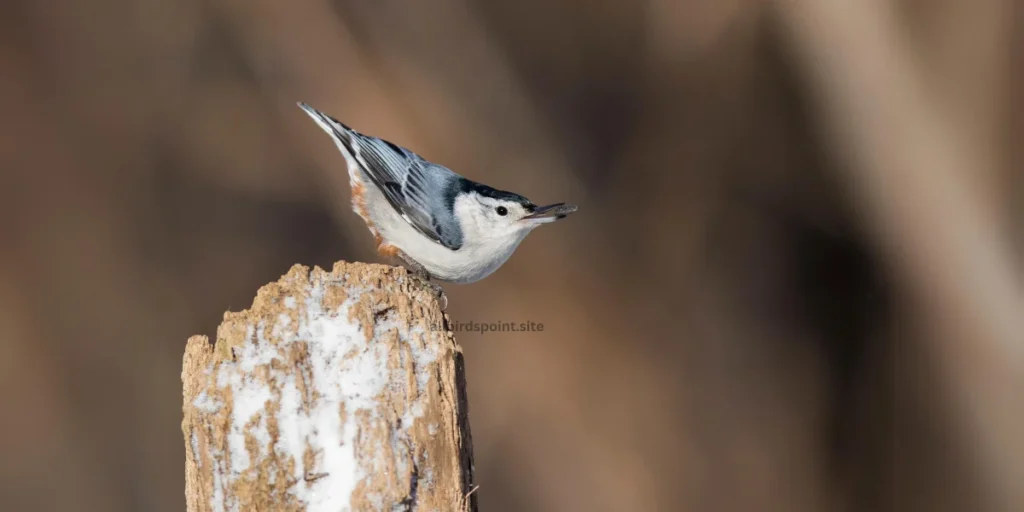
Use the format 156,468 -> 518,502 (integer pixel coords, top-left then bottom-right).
496,206 -> 508,216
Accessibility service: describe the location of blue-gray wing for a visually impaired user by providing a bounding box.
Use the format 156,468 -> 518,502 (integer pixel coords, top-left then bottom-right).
351,138 -> 465,250
297,103 -> 463,250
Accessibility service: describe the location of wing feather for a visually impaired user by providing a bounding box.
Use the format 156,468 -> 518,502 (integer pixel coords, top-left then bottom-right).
298,103 -> 462,250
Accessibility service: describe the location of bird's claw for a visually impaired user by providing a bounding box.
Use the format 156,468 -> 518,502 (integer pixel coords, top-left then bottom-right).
428,282 -> 448,311
407,268 -> 447,310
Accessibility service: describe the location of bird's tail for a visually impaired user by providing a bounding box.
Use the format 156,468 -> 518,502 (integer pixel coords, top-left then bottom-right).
297,102 -> 361,164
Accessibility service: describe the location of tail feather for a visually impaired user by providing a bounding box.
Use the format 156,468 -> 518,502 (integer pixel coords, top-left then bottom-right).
297,102 -> 361,161
297,101 -> 405,203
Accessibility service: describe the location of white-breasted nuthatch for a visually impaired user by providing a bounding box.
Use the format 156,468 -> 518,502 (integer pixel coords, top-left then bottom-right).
298,102 -> 577,286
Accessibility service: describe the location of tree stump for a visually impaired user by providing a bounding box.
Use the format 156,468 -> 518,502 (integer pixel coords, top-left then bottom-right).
181,262 -> 476,511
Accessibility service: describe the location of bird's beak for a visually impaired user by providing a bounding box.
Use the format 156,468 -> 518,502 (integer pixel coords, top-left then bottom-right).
522,203 -> 578,224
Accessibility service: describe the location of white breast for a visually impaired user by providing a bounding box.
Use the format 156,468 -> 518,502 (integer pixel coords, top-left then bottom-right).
351,169 -> 529,283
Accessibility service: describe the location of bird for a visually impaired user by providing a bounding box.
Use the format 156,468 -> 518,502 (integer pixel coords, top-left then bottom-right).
297,102 -> 577,294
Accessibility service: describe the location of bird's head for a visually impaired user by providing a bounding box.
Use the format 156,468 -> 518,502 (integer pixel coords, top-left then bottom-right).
453,183 -> 577,244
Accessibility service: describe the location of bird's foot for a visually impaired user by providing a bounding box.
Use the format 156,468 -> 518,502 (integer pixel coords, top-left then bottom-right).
407,265 -> 429,282
410,273 -> 447,311
397,253 -> 447,310
425,281 -> 448,311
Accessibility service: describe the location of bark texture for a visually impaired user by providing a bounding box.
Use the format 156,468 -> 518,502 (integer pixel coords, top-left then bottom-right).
182,262 -> 476,512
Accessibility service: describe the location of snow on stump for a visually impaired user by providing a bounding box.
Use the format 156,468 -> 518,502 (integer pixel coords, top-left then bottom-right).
181,262 -> 476,512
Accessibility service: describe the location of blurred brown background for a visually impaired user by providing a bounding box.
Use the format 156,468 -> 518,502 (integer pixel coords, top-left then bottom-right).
1,1 -> 1021,511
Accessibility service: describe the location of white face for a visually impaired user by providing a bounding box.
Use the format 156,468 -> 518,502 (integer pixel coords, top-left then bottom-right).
454,192 -> 542,244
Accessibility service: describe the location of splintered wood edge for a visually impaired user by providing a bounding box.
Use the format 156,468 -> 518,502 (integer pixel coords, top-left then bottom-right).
181,261 -> 476,512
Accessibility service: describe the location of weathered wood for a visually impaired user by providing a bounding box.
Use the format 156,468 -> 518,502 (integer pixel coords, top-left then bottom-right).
182,262 -> 476,511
